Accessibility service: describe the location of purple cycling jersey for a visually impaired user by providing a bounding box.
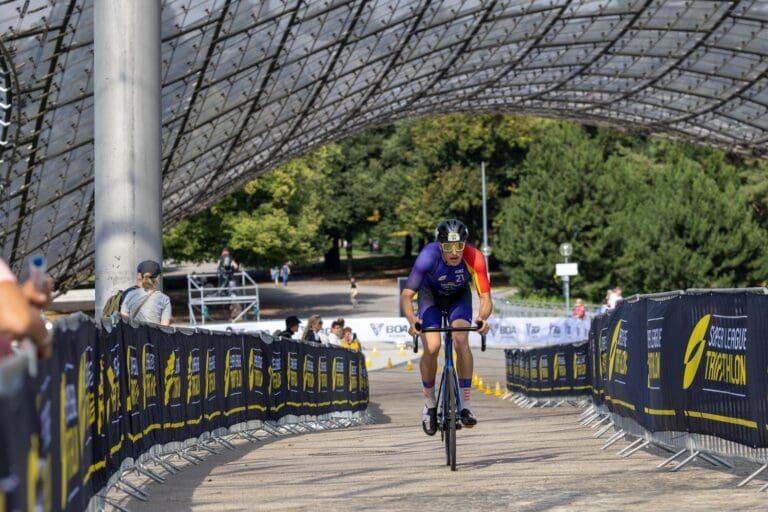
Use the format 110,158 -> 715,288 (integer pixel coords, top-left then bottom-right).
404,242 -> 489,296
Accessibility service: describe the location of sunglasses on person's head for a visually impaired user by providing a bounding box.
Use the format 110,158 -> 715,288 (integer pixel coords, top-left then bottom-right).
440,241 -> 465,253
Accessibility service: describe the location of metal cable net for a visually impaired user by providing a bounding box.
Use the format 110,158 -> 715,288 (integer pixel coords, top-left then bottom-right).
1,0 -> 767,288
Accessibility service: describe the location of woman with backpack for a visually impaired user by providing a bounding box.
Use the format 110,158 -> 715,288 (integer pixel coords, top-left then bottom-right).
120,260 -> 172,325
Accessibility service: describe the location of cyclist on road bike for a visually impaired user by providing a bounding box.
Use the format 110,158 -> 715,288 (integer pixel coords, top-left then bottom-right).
400,219 -> 492,436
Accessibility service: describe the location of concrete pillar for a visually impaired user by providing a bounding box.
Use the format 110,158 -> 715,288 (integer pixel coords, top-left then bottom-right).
93,0 -> 162,317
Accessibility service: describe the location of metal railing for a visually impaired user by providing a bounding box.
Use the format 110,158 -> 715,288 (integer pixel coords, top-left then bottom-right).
187,271 -> 260,325
494,294 -> 598,319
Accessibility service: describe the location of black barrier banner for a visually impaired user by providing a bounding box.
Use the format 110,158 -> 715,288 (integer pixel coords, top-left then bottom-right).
604,300 -> 646,424
504,341 -> 591,398
0,318 -> 368,511
584,292 -> 768,448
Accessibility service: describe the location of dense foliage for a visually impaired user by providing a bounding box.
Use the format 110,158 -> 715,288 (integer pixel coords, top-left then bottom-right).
164,114 -> 768,301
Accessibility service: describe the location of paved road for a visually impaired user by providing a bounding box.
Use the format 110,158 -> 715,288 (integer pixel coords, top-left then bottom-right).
105,276 -> 768,510
111,348 -> 767,511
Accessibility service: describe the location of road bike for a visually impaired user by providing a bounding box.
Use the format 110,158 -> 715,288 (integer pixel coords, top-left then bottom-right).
413,313 -> 486,470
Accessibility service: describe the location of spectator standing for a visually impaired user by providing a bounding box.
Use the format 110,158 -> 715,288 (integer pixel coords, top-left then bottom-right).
0,258 -> 53,360
271,266 -> 280,286
301,314 -> 323,343
572,298 -> 586,319
121,260 -> 172,326
328,319 -> 343,345
281,262 -> 291,287
349,277 -> 359,308
217,248 -> 239,291
277,315 -> 301,339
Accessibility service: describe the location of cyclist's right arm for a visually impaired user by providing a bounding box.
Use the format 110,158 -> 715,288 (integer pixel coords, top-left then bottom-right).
400,288 -> 420,336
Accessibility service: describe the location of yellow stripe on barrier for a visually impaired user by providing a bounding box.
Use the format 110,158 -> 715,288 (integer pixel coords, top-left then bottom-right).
186,416 -> 203,425
607,397 -> 636,411
85,435 -> 127,483
127,422 -> 162,442
644,407 -> 675,416
684,410 -> 757,429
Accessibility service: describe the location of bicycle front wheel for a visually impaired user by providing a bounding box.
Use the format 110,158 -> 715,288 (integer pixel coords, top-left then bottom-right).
444,367 -> 457,470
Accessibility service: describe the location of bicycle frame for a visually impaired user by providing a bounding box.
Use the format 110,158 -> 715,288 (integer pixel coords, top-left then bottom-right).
413,316 -> 486,470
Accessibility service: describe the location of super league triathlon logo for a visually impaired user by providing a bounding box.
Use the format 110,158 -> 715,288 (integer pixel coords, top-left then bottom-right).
683,314 -> 747,391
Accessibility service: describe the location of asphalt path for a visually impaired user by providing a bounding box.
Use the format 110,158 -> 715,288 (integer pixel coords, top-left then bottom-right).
107,278 -> 768,511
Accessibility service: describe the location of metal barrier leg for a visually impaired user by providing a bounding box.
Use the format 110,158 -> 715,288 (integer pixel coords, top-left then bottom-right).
177,449 -> 203,465
101,495 -> 131,512
657,448 -> 687,468
135,463 -> 165,483
593,421 -> 615,439
115,482 -> 148,501
617,437 -> 644,456
212,434 -> 236,450
704,453 -> 734,469
152,455 -> 180,474
622,440 -> 650,458
591,415 -> 611,430
236,430 -> 262,443
601,429 -> 625,450
759,480 -> 768,493
261,423 -> 282,437
196,441 -> 220,455
118,477 -> 150,498
669,450 -> 700,472
738,463 -> 768,487
697,452 -> 724,467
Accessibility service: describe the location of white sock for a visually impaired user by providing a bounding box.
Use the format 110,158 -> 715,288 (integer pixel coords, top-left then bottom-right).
424,386 -> 436,408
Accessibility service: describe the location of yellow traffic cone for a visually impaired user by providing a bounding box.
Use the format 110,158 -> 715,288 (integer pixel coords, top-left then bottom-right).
477,378 -> 484,392
365,359 -> 372,369
494,381 -> 502,396
405,359 -> 413,371
372,346 -> 379,357
399,346 -> 405,356
472,372 -> 478,386
484,385 -> 492,395
386,357 -> 393,369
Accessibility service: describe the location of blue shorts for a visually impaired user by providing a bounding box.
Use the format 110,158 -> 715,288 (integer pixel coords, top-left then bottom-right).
417,286 -> 472,329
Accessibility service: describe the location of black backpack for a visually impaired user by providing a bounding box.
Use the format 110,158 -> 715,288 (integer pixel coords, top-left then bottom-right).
101,286 -> 138,317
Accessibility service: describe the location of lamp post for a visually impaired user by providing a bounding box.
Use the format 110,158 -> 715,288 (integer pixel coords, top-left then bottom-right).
481,161 -> 491,281
559,242 -> 573,316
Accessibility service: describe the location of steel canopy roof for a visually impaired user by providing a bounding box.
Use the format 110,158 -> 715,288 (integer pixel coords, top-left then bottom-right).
1,0 -> 768,287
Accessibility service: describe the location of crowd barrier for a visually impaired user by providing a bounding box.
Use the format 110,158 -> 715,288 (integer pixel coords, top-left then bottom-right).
504,341 -> 591,406
0,314 -> 369,511
582,288 -> 768,484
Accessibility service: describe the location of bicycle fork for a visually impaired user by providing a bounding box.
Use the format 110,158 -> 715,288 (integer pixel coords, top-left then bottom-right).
438,333 -> 462,436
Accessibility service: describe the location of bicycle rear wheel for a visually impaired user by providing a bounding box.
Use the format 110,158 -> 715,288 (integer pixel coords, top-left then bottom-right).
444,367 -> 457,470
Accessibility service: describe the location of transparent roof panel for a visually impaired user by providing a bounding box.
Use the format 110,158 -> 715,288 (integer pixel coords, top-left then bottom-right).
3,0 -> 768,287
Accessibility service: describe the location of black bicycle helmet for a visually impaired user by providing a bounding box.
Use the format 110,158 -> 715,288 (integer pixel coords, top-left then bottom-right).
435,219 -> 469,243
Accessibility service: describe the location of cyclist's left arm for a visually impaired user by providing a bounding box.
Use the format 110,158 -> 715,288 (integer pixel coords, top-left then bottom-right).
462,244 -> 492,334
476,292 -> 492,334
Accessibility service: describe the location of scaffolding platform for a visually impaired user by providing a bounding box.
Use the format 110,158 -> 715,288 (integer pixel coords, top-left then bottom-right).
187,271 -> 260,325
